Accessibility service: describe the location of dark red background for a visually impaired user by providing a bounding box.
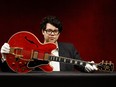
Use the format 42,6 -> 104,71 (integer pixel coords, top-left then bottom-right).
0,0 -> 116,71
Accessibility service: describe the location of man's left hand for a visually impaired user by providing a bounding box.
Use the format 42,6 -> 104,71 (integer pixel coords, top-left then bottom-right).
85,61 -> 98,72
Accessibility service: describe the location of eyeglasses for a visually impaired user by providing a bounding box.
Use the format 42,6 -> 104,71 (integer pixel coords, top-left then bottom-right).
44,29 -> 59,35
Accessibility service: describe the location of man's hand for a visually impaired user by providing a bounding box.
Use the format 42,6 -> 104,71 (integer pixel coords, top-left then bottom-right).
85,61 -> 98,72
0,43 -> 10,62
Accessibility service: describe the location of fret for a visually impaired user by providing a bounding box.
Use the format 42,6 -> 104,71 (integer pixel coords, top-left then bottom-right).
66,58 -> 71,63
74,60 -> 77,64
54,56 -> 57,61
52,56 -> 55,60
79,61 -> 86,66
52,56 -> 55,61
60,57 -> 64,62
78,61 -> 81,65
54,56 -> 60,61
57,57 -> 62,62
72,59 -> 76,64
69,59 -> 77,64
80,62 -> 83,65
54,56 -> 58,61
70,59 -> 72,63
75,60 -> 81,65
49,56 -> 53,61
60,57 -> 65,62
55,57 -> 58,61
58,57 -> 61,61
64,58 -> 66,62
48,56 -> 51,61
55,56 -> 57,61
56,57 -> 59,61
52,56 -> 54,61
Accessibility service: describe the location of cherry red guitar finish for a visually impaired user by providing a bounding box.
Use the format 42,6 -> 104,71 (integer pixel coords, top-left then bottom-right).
6,31 -> 57,73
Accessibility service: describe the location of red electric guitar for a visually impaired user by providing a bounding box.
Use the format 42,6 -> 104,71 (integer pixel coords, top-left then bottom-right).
6,31 -> 114,73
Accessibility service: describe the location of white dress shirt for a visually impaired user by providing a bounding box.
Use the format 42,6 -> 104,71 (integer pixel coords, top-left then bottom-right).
49,48 -> 60,71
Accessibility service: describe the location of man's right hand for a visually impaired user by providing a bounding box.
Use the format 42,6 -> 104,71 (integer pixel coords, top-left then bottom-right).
0,43 -> 10,62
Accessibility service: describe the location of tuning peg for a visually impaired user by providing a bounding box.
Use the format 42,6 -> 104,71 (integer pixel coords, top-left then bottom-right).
105,60 -> 108,64
101,60 -> 104,64
109,61 -> 112,64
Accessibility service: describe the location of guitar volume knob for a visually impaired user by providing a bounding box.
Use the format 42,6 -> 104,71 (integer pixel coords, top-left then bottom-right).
12,62 -> 15,66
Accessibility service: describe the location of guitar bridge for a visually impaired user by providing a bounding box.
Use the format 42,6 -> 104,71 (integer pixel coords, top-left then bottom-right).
10,47 -> 23,58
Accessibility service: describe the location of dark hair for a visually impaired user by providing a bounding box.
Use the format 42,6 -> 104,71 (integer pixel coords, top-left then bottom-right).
40,16 -> 63,33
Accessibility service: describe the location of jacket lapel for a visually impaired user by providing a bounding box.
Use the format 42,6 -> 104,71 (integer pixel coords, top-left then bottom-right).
58,42 -> 67,71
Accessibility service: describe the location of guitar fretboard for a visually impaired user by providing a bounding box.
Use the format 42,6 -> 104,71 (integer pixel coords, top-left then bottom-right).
48,56 -> 87,66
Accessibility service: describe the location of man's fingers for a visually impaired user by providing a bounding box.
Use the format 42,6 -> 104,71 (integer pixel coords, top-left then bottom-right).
85,64 -> 94,72
93,64 -> 98,70
1,43 -> 10,53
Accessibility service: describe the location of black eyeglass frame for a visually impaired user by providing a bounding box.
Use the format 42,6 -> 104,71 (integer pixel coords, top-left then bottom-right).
44,29 -> 60,35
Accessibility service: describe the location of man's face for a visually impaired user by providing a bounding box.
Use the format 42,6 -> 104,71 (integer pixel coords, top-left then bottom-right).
42,23 -> 60,43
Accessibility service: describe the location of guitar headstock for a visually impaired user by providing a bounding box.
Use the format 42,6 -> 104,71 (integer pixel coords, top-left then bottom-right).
97,60 -> 114,72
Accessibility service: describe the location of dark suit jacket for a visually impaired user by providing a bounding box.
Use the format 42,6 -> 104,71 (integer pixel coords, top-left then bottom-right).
58,42 -> 85,72
0,42 -> 85,72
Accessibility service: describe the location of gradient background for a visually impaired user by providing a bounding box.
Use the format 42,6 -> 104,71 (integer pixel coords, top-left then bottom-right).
0,0 -> 116,71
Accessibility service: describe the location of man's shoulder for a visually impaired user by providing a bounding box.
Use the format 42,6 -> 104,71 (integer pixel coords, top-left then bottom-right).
58,42 -> 78,54
58,42 -> 74,47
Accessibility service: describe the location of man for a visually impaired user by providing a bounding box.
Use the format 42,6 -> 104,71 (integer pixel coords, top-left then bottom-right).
0,16 -> 98,72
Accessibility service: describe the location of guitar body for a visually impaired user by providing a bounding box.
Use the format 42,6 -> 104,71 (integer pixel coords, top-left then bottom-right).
6,31 -> 57,73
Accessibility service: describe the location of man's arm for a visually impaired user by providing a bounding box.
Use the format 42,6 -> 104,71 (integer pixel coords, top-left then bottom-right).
0,43 -> 13,72
71,44 -> 98,72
